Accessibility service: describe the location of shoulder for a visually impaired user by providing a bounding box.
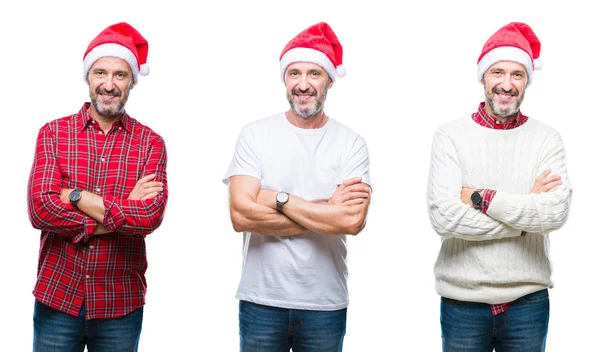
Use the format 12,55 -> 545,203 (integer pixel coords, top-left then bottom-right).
327,118 -> 366,143
38,113 -> 79,134
127,115 -> 164,144
433,115 -> 472,137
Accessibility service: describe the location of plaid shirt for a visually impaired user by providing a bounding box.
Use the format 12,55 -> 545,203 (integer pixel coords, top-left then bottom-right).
471,102 -> 527,316
27,103 -> 168,319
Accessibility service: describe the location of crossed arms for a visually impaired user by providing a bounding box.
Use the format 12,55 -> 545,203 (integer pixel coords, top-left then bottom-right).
229,175 -> 371,236
27,126 -> 168,243
427,130 -> 572,241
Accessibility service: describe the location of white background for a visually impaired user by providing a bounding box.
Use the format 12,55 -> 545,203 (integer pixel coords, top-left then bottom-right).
0,0 -> 597,351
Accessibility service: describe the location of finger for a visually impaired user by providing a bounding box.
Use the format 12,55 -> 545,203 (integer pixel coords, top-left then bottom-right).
143,187 -> 163,195
136,174 -> 156,184
537,169 -> 551,180
344,184 -> 369,193
343,192 -> 369,202
540,175 -> 561,185
342,177 -> 362,186
541,180 -> 562,193
342,198 -> 364,206
141,192 -> 159,200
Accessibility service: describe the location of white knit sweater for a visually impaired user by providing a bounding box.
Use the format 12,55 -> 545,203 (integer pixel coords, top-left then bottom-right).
427,115 -> 572,304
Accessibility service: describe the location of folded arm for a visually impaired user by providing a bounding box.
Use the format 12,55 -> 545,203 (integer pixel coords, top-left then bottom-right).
228,175 -> 308,236
427,130 -> 521,241
258,177 -> 371,236
484,134 -> 572,233
27,126 -> 96,241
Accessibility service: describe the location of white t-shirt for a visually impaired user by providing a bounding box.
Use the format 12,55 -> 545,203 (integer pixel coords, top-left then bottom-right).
223,113 -> 371,311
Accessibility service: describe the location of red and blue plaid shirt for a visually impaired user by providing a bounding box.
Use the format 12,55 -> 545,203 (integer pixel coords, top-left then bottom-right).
471,102 -> 528,316
27,103 -> 168,319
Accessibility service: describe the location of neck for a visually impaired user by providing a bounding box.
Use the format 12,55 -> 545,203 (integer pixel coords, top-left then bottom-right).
285,109 -> 328,129
483,103 -> 518,123
88,104 -> 122,133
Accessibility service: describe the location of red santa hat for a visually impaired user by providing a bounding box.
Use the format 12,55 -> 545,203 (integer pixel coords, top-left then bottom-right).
477,22 -> 542,85
280,22 -> 346,83
83,22 -> 149,83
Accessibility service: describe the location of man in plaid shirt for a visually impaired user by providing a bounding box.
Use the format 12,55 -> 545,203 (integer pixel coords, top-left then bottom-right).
27,22 -> 167,352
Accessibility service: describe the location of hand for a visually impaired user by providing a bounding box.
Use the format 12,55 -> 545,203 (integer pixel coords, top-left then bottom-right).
460,188 -> 475,206
60,188 -> 74,204
328,177 -> 370,206
127,174 -> 164,200
530,169 -> 562,194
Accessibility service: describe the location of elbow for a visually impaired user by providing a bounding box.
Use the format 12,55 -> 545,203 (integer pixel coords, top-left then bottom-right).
230,208 -> 250,233
345,214 -> 367,236
27,195 -> 47,230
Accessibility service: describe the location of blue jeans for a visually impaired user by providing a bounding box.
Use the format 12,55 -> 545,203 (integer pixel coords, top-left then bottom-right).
441,289 -> 550,352
239,300 -> 346,352
33,300 -> 143,352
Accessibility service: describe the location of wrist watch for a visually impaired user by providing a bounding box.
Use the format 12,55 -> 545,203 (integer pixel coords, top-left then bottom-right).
276,192 -> 289,212
470,189 -> 483,209
69,189 -> 82,207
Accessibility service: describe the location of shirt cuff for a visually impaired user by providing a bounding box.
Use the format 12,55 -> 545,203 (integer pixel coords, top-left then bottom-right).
480,189 -> 496,214
102,194 -> 125,232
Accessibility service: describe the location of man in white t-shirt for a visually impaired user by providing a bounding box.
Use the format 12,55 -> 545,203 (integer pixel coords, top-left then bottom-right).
427,22 -> 572,351
223,22 -> 371,351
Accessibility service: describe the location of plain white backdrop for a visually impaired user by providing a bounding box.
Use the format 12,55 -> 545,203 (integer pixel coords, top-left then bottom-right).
0,0 -> 597,351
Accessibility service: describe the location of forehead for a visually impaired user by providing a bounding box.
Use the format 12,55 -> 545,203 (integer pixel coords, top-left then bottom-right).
286,61 -> 326,73
487,60 -> 527,72
90,56 -> 132,73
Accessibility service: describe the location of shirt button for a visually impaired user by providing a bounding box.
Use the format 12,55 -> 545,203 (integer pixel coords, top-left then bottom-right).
96,188 -> 101,193
118,127 -> 122,130
89,245 -> 95,249
101,158 -> 106,162
85,275 -> 90,279
99,131 -> 103,135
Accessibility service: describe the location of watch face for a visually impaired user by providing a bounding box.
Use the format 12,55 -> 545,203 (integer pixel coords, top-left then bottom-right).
470,191 -> 482,205
276,192 -> 289,204
69,190 -> 82,203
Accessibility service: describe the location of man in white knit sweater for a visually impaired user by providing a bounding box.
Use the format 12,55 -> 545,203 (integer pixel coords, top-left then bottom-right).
427,22 -> 572,351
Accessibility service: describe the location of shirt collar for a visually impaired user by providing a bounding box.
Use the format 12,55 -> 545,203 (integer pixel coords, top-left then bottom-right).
77,102 -> 133,133
472,102 -> 528,130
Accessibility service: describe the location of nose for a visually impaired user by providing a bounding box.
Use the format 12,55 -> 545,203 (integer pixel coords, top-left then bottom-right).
500,73 -> 512,91
102,75 -> 115,91
298,73 -> 310,91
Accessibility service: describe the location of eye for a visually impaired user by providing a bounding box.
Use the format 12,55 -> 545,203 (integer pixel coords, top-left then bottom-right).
94,70 -> 105,77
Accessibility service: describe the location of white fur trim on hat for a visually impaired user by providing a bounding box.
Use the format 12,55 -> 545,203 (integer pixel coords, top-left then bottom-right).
477,46 -> 534,85
83,43 -> 140,83
280,47 -> 338,83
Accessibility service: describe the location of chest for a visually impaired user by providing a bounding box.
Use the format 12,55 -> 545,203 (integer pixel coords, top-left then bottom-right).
55,126 -> 147,196
258,132 -> 344,201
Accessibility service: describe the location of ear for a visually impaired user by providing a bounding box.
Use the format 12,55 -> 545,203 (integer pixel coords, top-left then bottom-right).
328,79 -> 333,89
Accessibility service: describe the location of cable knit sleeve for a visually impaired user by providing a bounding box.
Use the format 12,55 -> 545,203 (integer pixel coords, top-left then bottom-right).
486,132 -> 572,233
427,130 -> 522,241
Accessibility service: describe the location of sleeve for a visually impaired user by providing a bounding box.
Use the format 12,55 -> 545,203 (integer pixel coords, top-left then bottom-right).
27,126 -> 96,242
222,125 -> 261,185
101,136 -> 168,236
486,132 -> 572,233
427,130 -> 522,241
338,135 -> 372,190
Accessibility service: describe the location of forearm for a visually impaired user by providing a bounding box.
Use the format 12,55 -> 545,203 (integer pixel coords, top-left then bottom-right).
486,187 -> 572,233
230,200 -> 308,236
102,194 -> 167,236
428,195 -> 521,240
259,189 -> 368,236
27,191 -> 96,239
